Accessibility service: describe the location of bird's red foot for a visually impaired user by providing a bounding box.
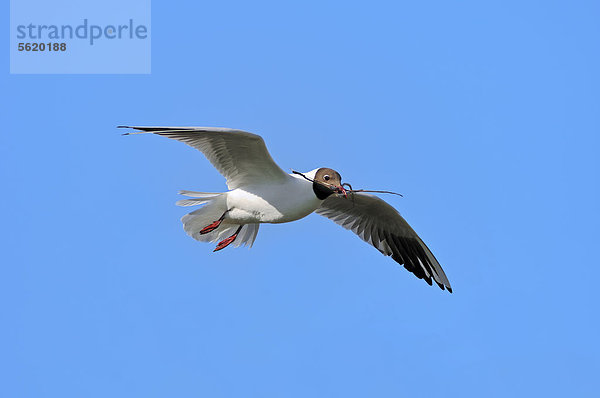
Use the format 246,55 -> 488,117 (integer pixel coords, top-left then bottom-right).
213,226 -> 242,252
200,219 -> 223,234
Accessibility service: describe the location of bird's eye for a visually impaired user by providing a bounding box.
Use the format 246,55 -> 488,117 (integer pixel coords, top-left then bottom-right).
324,175 -> 330,181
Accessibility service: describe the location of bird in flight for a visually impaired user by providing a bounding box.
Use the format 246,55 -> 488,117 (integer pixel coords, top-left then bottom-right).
120,126 -> 452,292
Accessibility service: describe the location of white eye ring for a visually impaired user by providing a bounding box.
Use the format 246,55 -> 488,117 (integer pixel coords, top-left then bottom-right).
324,175 -> 330,181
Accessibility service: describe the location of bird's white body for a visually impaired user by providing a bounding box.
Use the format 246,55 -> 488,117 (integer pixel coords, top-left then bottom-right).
225,174 -> 321,224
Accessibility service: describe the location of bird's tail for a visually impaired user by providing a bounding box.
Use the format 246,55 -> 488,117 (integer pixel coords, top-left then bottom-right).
176,190 -> 223,207
177,191 -> 259,248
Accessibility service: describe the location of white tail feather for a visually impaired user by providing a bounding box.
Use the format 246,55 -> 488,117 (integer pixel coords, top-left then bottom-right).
176,198 -> 213,207
178,190 -> 222,198
232,223 -> 259,248
178,192 -> 259,248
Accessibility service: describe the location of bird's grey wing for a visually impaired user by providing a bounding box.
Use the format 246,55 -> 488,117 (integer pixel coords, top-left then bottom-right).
316,192 -> 452,292
120,126 -> 289,189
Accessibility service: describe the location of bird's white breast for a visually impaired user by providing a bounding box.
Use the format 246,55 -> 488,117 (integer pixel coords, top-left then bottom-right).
225,176 -> 322,224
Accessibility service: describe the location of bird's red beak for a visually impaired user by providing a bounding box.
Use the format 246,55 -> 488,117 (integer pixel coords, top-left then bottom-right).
336,185 -> 347,198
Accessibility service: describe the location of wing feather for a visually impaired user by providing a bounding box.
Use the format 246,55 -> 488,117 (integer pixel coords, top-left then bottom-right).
120,126 -> 289,189
316,192 -> 452,292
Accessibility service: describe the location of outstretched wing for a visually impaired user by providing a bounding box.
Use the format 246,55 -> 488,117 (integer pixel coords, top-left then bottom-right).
316,193 -> 452,292
120,126 -> 289,189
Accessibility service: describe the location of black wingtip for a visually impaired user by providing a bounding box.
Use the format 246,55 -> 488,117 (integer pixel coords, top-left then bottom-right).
118,125 -> 131,135
435,281 -> 453,293
118,126 -> 149,136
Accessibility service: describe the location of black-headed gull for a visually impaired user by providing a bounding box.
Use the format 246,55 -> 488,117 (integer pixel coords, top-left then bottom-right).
121,126 -> 452,292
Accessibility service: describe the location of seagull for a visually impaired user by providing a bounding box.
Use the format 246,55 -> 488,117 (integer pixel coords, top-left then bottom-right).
120,126 -> 452,292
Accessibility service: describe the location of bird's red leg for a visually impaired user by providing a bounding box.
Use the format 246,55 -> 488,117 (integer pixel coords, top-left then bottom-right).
200,212 -> 227,235
213,226 -> 243,252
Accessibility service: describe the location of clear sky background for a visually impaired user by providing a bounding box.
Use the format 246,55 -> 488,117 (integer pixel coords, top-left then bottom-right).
3,1 -> 599,397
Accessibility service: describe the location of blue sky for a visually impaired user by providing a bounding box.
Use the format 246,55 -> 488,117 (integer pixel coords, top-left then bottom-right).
3,1 -> 599,397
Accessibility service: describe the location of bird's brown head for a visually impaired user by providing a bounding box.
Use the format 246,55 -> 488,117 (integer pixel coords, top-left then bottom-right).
312,167 -> 347,200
